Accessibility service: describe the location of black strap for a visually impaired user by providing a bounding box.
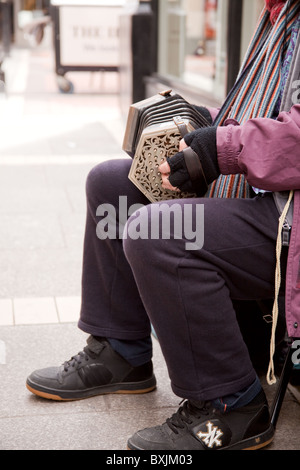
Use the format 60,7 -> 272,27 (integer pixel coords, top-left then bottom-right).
183,147 -> 208,194
173,116 -> 189,138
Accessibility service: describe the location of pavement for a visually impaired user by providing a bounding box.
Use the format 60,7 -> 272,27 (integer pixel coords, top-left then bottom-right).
0,30 -> 299,452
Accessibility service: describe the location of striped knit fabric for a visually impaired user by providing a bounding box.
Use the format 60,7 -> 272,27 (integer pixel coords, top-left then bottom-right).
208,0 -> 300,199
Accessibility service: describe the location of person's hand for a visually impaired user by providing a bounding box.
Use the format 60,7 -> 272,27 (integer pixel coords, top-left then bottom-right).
162,127 -> 219,197
159,139 -> 188,192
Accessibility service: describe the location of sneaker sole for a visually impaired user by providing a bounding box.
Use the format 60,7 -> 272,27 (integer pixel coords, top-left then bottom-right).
127,425 -> 274,451
26,376 -> 156,401
224,425 -> 274,450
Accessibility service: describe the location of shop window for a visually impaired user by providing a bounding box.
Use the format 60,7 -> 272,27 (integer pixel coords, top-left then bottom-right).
158,0 -> 228,100
184,0 -> 218,89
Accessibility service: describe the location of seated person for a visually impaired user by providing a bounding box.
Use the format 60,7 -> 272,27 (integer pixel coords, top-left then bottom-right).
26,0 -> 300,450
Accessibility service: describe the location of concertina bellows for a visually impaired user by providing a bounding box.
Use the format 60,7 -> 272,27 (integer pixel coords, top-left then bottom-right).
122,90 -> 210,203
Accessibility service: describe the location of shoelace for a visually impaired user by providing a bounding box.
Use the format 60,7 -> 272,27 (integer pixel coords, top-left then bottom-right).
63,347 -> 91,372
166,400 -> 210,434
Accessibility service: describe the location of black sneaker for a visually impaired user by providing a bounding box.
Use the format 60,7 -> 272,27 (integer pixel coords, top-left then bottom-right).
26,336 -> 156,401
127,390 -> 274,450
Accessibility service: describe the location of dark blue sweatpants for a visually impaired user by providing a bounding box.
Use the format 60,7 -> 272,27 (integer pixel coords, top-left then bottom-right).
78,158 -> 283,401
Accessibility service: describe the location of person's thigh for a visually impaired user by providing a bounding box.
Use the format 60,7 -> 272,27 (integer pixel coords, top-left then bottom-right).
125,192 -> 280,299
85,158 -> 149,213
197,192 -> 280,299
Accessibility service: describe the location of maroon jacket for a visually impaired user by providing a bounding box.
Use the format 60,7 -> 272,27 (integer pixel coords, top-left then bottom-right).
215,104 -> 300,338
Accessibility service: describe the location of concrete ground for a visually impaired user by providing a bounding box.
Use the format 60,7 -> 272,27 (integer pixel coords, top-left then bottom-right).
0,30 -> 299,451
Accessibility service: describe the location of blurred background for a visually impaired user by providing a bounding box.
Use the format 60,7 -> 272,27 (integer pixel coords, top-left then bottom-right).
0,0 -> 266,308
0,0 -> 266,108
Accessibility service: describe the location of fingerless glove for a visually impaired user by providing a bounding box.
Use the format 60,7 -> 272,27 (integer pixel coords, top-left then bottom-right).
167,126 -> 219,196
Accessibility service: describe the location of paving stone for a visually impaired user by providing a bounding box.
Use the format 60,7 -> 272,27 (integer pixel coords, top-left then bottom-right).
13,297 -> 58,325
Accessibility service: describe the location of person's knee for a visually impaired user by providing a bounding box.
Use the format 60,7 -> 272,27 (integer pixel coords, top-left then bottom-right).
86,159 -> 134,208
85,161 -> 110,202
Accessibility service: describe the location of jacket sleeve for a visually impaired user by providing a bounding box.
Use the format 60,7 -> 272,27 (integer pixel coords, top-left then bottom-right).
206,106 -> 221,122
217,104 -> 300,191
